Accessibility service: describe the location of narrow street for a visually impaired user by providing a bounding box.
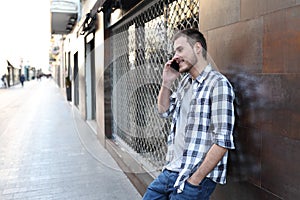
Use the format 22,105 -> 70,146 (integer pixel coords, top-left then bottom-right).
0,79 -> 141,200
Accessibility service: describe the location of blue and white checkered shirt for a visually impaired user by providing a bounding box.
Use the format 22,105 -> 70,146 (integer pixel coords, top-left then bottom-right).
160,64 -> 235,192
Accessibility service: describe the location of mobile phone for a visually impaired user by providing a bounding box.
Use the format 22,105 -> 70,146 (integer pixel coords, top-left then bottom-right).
170,60 -> 179,72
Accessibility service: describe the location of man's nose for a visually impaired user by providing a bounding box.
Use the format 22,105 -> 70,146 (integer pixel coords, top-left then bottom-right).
171,52 -> 179,58
172,54 -> 181,62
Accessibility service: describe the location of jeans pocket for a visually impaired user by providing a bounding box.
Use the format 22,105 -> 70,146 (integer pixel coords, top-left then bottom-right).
173,178 -> 217,200
185,180 -> 202,189
173,181 -> 202,200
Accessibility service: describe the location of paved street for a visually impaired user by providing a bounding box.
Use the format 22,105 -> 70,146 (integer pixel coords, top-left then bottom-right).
0,79 -> 141,200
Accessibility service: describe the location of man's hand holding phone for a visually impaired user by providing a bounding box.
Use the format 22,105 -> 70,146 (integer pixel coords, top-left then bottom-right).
170,60 -> 180,72
162,59 -> 180,88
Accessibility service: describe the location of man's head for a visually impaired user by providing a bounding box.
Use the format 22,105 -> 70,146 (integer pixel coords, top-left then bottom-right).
172,29 -> 207,60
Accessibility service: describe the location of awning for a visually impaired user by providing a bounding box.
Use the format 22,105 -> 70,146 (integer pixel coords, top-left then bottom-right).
50,0 -> 79,34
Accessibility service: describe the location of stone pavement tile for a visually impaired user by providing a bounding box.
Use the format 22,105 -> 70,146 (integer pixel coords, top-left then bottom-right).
0,80 -> 141,200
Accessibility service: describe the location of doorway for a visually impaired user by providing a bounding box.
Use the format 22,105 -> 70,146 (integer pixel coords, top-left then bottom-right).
73,52 -> 79,107
85,36 -> 96,120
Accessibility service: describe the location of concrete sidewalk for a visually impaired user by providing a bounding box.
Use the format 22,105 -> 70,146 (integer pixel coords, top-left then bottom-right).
0,80 -> 141,200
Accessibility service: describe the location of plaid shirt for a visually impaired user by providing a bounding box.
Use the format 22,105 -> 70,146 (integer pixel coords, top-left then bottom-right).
160,64 -> 235,192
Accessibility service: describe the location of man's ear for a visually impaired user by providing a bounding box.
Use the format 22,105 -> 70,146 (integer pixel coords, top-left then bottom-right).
194,42 -> 202,54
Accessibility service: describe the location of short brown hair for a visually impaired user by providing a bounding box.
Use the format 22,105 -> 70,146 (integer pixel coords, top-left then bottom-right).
172,29 -> 207,60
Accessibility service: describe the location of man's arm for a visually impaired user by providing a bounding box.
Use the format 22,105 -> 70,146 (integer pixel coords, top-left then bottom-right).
157,60 -> 180,113
187,144 -> 227,185
157,81 -> 172,113
187,77 -> 235,185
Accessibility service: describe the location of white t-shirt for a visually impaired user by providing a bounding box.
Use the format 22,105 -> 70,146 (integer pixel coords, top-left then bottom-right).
165,80 -> 193,172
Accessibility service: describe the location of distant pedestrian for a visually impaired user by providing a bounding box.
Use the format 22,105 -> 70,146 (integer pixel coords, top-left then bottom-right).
20,74 -> 25,87
37,71 -> 42,81
1,74 -> 7,88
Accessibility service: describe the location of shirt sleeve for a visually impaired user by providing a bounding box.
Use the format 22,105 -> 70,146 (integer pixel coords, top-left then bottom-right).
211,78 -> 235,149
158,74 -> 190,118
158,91 -> 177,118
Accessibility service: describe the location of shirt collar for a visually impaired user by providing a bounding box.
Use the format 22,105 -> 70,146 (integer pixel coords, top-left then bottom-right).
191,64 -> 212,84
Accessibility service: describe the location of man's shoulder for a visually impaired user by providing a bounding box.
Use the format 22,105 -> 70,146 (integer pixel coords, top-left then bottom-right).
208,68 -> 231,84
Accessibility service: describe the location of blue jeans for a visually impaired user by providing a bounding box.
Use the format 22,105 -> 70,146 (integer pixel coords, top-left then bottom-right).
142,170 -> 216,200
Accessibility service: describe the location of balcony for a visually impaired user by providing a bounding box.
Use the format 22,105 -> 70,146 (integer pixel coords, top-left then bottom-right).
50,0 -> 79,34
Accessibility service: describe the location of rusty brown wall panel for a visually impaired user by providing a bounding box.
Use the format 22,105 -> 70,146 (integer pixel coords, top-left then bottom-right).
241,0 -> 262,20
226,74 -> 266,187
263,10 -> 285,73
201,1 -> 300,199
257,75 -> 300,199
262,131 -> 300,200
228,126 -> 262,186
257,75 -> 300,139
206,19 -> 263,73
263,0 -> 296,12
284,7 -> 300,73
200,0 -> 240,31
264,7 -> 300,73
241,0 -> 295,20
211,181 -> 282,200
217,63 -> 300,199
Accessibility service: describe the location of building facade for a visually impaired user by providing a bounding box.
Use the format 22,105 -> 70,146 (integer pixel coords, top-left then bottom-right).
50,0 -> 300,199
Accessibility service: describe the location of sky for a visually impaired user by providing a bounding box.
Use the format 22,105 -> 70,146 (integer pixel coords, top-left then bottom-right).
0,0 -> 51,74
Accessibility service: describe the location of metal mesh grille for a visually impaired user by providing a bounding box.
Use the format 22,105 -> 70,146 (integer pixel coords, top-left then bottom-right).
111,0 -> 199,171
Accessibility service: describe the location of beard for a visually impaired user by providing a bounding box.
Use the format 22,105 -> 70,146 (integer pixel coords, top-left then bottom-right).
179,62 -> 193,73
179,52 -> 198,73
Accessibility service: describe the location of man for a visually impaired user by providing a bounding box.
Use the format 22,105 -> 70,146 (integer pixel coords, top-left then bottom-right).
20,74 -> 25,87
142,29 -> 235,200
